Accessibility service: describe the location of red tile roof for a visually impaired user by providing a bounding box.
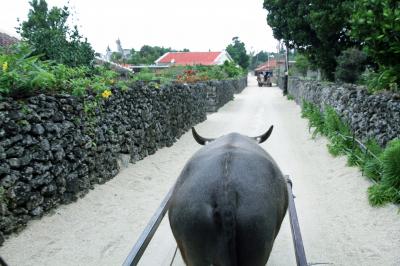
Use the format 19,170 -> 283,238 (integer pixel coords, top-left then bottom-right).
255,59 -> 285,71
156,52 -> 222,66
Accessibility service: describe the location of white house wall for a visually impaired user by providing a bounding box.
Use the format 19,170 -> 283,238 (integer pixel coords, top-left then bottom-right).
214,52 -> 233,65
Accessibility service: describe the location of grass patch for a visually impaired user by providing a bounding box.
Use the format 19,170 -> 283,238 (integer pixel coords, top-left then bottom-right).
301,100 -> 400,206
286,94 -> 295,101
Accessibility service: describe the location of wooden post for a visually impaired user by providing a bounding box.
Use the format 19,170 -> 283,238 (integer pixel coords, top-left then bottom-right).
283,43 -> 289,95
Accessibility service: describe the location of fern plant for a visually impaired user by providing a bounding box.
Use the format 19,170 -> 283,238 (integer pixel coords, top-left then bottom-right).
381,139 -> 400,190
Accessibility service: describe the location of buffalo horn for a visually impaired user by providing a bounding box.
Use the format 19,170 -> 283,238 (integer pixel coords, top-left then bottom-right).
191,127 -> 214,145
252,125 -> 273,144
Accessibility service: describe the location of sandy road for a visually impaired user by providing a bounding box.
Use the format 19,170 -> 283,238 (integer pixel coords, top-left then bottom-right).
1,76 -> 399,266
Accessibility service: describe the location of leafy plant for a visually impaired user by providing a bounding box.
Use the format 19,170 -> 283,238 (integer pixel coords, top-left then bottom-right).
381,139 -> 400,190
301,101 -> 325,137
0,42 -> 56,97
222,60 -> 244,78
368,183 -> 399,206
363,158 -> 383,182
350,0 -> 400,91
70,78 -> 90,96
350,0 -> 400,68
361,139 -> 384,182
361,66 -> 399,93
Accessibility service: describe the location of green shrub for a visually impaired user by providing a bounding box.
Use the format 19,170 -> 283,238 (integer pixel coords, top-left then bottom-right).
133,68 -> 156,82
0,43 -> 120,98
362,66 -> 399,93
381,139 -> 400,190
335,48 -> 367,84
286,94 -> 295,101
361,139 -> 384,182
70,78 -> 90,96
324,107 -> 351,136
363,158 -> 383,182
222,60 -> 244,78
0,42 -> 55,97
301,101 -> 325,137
368,183 -> 399,206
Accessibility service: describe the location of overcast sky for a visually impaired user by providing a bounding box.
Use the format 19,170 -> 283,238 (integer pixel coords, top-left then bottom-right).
0,0 -> 279,55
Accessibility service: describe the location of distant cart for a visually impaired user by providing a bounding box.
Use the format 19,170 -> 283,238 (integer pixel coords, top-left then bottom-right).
256,70 -> 273,87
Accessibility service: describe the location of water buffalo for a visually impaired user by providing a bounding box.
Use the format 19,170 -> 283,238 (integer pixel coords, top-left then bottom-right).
168,126 -> 288,266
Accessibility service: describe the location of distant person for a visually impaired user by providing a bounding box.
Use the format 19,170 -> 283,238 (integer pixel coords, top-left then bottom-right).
257,72 -> 263,81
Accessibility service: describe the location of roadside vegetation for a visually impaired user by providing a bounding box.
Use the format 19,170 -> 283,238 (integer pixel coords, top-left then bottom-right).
264,0 -> 400,93
301,101 -> 400,206
0,42 -> 245,99
272,0 -> 400,206
0,0 -> 246,100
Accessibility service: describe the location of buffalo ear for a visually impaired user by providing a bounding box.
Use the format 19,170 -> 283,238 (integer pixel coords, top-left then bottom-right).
192,127 -> 214,145
252,125 -> 273,144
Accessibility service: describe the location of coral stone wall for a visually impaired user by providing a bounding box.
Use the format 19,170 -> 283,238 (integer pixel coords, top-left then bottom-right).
287,78 -> 400,146
0,77 -> 247,243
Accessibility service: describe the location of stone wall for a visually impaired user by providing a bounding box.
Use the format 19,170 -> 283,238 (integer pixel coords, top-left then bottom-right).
205,77 -> 247,112
0,77 -> 247,243
287,77 -> 400,146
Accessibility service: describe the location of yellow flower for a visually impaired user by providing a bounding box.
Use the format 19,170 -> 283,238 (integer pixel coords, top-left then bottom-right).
2,62 -> 8,72
102,89 -> 112,99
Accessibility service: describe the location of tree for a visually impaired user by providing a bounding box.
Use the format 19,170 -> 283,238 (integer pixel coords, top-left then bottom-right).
18,0 -> 94,66
263,0 -> 355,80
294,54 -> 310,77
249,51 -> 269,70
110,52 -> 123,64
335,48 -> 367,83
226,37 -> 250,69
350,0 -> 399,90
